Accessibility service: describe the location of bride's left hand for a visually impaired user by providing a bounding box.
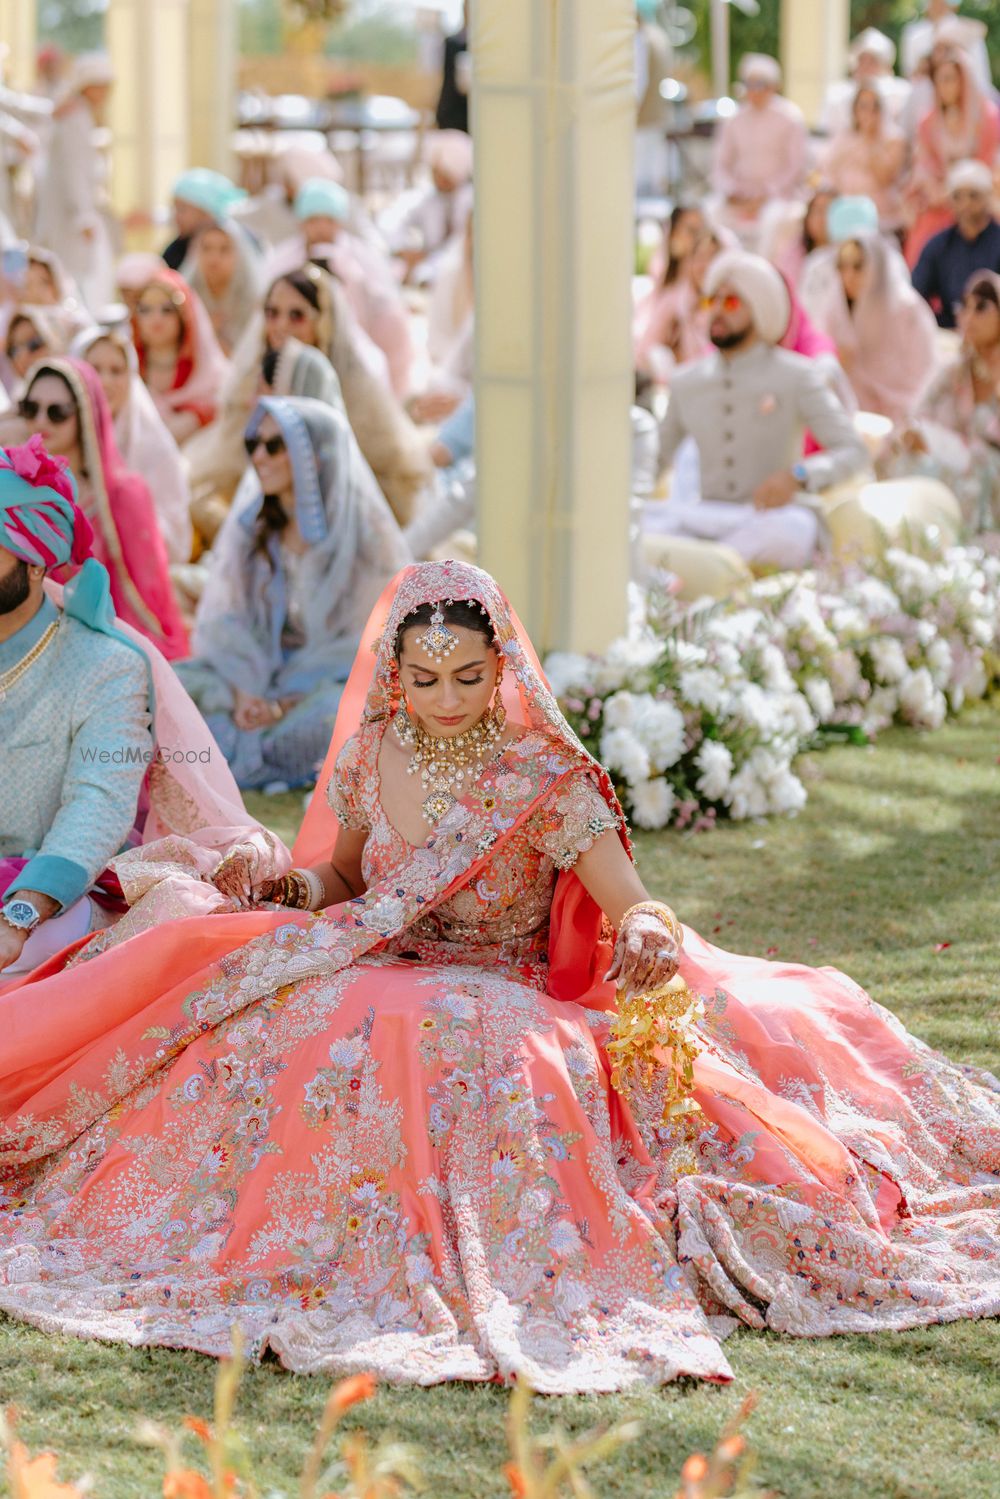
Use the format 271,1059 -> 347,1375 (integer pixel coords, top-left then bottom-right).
210,846 -> 258,909
605,908 -> 681,997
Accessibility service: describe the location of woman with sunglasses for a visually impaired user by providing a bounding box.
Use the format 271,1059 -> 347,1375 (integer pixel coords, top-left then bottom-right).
186,266 -> 430,540
74,325 -> 193,565
2,308 -> 64,397
20,356 -> 189,658
813,232 -> 939,422
131,267 -> 230,447
177,395 -> 408,789
878,269 -> 1000,532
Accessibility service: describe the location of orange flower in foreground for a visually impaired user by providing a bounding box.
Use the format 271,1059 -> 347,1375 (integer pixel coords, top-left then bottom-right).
681,1452 -> 709,1482
330,1372 -> 377,1413
162,1470 -> 214,1499
502,1461 -> 529,1498
7,1446 -> 84,1498
182,1416 -> 213,1444
717,1433 -> 746,1462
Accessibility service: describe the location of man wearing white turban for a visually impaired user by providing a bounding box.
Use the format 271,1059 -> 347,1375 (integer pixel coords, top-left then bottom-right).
652,251 -> 867,571
821,28 -> 912,136
912,159 -> 1000,328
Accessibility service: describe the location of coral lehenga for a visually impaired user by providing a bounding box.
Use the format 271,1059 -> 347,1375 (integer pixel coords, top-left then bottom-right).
1,564 -> 999,1394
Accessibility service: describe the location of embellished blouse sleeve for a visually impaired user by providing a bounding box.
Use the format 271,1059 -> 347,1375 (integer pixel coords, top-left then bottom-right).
525,767 -> 622,871
327,733 -> 371,831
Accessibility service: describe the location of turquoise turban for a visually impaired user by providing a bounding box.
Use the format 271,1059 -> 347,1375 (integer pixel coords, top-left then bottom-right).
828,195 -> 880,243
173,168 -> 247,222
0,437 -> 92,568
295,178 -> 351,224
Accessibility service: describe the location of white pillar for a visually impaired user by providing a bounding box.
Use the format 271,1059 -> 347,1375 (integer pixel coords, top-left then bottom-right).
473,0 -> 634,656
106,0 -> 190,219
781,0 -> 850,128
188,0 -> 236,173
0,0 -> 36,91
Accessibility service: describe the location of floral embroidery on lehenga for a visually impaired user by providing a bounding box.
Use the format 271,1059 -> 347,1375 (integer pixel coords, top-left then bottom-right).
1,560 -> 998,1392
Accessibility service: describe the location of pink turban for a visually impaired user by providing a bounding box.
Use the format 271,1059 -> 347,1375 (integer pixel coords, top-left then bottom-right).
0,436 -> 93,568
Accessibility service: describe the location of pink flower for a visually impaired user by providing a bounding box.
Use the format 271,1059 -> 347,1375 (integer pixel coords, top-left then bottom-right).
4,435 -> 75,505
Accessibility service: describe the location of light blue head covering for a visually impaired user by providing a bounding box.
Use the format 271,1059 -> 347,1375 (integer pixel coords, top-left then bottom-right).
828,195 -> 880,243
294,178 -> 351,225
173,168 -> 247,223
244,397 -> 328,544
636,0 -> 660,19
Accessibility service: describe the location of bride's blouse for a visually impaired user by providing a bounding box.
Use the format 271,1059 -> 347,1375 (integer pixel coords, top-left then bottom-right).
331,722 -> 620,987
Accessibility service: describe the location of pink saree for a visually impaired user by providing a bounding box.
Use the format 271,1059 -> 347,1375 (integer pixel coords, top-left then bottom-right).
0,562 -> 998,1393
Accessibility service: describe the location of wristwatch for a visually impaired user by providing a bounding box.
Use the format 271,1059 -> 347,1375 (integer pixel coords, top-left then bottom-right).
1,896 -> 42,933
791,461 -> 811,490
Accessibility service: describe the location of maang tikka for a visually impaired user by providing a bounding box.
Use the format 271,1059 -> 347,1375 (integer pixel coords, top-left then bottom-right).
414,602 -> 461,666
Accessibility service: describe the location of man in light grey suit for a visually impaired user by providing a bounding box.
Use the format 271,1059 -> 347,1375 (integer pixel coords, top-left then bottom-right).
655,250 -> 867,570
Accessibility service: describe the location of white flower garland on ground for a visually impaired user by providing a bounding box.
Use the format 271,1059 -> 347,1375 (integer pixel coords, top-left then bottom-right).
546,539 -> 1000,830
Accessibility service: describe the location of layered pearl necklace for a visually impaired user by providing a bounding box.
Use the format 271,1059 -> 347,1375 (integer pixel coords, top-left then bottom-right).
394,702 -> 507,825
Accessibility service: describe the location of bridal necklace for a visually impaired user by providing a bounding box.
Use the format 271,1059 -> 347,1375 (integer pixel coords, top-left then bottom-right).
395,601 -> 506,824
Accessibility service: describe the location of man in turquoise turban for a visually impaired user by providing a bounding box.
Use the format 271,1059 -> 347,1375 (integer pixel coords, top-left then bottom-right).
0,438 -> 152,979
164,167 -> 248,271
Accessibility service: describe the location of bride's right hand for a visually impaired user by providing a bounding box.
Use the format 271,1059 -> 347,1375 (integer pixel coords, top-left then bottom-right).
211,848 -> 256,909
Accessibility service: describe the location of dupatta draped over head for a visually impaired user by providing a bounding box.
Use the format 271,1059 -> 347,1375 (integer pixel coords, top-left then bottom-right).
73,325 -> 194,564
190,395 -> 409,700
24,355 -> 189,657
131,266 -> 231,428
180,219 -> 263,356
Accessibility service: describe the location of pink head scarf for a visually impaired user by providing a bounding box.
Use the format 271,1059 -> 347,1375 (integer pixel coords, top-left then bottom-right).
131,266 -> 231,425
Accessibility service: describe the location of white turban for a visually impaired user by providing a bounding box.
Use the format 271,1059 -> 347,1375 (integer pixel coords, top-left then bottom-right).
704,250 -> 791,345
66,51 -> 114,96
850,28 -> 896,69
739,53 -> 782,89
947,159 -> 994,197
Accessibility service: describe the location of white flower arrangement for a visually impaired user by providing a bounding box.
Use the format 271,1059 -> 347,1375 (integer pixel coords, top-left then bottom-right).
552,535 -> 1000,832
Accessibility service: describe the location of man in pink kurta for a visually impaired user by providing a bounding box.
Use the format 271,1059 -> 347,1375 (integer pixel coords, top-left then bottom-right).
712,54 -> 809,247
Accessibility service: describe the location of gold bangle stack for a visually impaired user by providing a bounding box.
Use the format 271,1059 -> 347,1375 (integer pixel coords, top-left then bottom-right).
279,868 -> 325,911
618,899 -> 683,950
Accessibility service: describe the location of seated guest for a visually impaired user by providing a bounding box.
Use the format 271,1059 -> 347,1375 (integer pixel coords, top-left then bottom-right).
821,28 -> 911,136
180,217 -> 262,357
878,269 -> 1000,533
912,160 -> 1000,328
633,205 -> 712,380
75,326 -> 193,565
177,396 -> 409,790
812,231 -> 939,422
0,443 -> 151,976
162,167 -> 247,273
268,179 -> 413,399
382,130 -> 474,285
770,187 -> 835,291
186,267 -> 429,536
2,306 -> 63,397
904,49 -> 1000,268
654,251 -> 867,570
21,356 -> 188,657
901,1 -> 992,97
711,54 -> 808,245
132,267 -> 231,447
821,83 -> 907,234
17,249 -> 88,345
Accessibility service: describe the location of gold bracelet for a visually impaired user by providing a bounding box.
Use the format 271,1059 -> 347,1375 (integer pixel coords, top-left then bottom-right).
619,900 -> 683,949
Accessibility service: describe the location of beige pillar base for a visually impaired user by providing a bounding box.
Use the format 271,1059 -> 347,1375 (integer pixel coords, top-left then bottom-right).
781,0 -> 850,129
473,0 -> 634,655
0,0 -> 37,91
107,0 -> 190,220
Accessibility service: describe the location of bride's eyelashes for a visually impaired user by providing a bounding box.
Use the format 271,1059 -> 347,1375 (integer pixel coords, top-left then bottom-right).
412,675 -> 485,689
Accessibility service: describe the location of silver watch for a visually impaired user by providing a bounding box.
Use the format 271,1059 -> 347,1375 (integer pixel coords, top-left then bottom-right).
1,897 -> 42,933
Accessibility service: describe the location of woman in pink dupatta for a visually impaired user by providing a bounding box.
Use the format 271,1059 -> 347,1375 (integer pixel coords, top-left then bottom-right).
812,233 -> 939,422
131,267 -> 231,448
20,356 -> 189,657
904,49 -> 1000,267
1,560 -> 998,1393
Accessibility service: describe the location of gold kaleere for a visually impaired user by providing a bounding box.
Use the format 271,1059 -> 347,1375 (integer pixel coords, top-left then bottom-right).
608,972 -> 705,1175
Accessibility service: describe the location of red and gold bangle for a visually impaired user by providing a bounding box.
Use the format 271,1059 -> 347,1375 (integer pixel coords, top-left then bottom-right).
619,899 -> 683,950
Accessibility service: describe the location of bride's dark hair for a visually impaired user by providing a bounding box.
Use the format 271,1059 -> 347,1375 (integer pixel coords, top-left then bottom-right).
395,599 -> 496,659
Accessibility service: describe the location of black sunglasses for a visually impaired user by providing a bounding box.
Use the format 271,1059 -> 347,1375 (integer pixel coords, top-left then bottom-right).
244,432 -> 287,459
9,335 -> 45,358
19,396 -> 76,424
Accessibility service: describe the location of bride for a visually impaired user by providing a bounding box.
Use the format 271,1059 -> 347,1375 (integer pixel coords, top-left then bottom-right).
1,561 -> 998,1393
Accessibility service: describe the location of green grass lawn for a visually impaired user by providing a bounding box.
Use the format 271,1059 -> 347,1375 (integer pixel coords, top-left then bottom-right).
2,707 -> 998,1497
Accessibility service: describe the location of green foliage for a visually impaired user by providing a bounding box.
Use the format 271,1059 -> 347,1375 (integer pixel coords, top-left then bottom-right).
239,0 -> 284,57
37,0 -> 106,53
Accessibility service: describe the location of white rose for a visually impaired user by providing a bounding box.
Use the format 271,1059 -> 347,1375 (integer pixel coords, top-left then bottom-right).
725,763 -> 771,821
628,776 -> 677,830
870,636 -> 909,685
829,648 -> 863,702
678,666 -> 727,716
925,636 -> 953,689
694,739 -> 734,801
862,685 -> 899,735
803,677 -> 835,723
898,667 -> 947,731
544,651 -> 593,698
767,769 -> 808,815
633,696 -> 687,771
599,725 -> 651,786
602,691 -> 638,729
760,643 -> 796,693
